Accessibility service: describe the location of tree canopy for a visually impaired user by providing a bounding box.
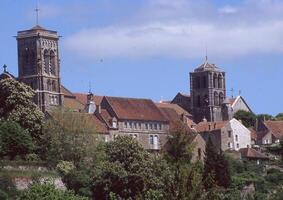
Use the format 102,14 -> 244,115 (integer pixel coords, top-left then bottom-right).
234,110 -> 256,128
0,78 -> 43,139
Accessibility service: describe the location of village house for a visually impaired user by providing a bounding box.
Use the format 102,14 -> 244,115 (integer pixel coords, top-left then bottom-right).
256,120 -> 283,145
195,118 -> 251,151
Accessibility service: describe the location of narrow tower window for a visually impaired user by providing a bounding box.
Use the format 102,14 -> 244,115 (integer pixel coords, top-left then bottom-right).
44,50 -> 49,74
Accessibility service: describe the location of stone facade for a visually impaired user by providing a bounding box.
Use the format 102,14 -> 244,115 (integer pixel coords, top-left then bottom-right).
16,25 -> 63,112
190,60 -> 226,123
196,118 -> 251,151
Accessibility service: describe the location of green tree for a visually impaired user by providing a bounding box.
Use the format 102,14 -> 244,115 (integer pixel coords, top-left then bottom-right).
42,108 -> 99,166
0,78 -> 44,140
163,121 -> 204,200
17,183 -> 87,200
0,121 -> 34,159
257,114 -> 274,121
234,110 -> 256,128
275,113 -> 283,120
203,137 -> 231,189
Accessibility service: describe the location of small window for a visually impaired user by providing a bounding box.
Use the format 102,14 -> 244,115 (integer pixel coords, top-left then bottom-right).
149,135 -> 154,145
134,122 -> 137,129
228,131 -> 231,138
158,124 -> 162,130
138,123 -> 141,129
228,142 -> 231,148
124,122 -> 127,128
235,135 -> 238,142
129,122 -> 132,128
112,121 -> 117,128
154,123 -> 157,130
236,143 -> 239,148
149,123 -> 152,129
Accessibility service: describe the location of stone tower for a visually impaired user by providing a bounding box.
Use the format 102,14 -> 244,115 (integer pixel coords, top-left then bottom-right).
17,25 -> 63,112
190,58 -> 226,122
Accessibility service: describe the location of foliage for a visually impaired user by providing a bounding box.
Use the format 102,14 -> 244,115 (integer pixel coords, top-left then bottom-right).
17,183 -> 87,200
257,114 -> 274,121
41,108 -> 99,166
275,113 -> 283,120
0,121 -> 34,159
162,121 -> 204,200
0,174 -> 18,199
0,78 -> 44,140
234,110 -> 256,128
203,137 -> 231,189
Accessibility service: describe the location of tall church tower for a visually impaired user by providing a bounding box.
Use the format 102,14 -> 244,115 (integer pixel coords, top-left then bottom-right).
17,25 -> 63,112
190,58 -> 226,122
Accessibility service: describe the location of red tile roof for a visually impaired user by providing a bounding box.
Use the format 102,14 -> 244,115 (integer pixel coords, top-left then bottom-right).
249,128 -> 257,141
60,85 -> 75,97
155,102 -> 192,117
239,148 -> 268,160
104,96 -> 168,122
195,121 -> 229,132
264,120 -> 283,139
91,114 -> 109,134
74,93 -> 103,106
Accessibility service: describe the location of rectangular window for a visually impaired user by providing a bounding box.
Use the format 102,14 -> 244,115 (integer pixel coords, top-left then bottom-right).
124,122 -> 127,128
138,123 -> 141,129
149,135 -> 154,145
236,143 -> 239,148
145,123 -> 148,130
129,122 -> 132,128
159,124 -> 162,130
235,135 -> 238,142
134,122 -> 137,129
228,131 -> 231,138
149,123 -> 152,129
154,123 -> 157,130
153,135 -> 159,149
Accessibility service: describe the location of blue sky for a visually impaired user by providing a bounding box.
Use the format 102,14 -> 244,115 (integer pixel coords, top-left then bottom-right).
0,0 -> 282,116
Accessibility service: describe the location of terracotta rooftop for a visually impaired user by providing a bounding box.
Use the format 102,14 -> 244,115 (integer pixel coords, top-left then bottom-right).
155,102 -> 192,117
104,96 -> 168,122
194,121 -> 228,132
249,128 -> 257,141
74,93 -> 103,106
239,148 -> 269,160
264,120 -> 283,139
91,114 -> 109,134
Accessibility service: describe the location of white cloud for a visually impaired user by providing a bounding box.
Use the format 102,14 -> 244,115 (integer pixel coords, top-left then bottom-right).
63,0 -> 283,60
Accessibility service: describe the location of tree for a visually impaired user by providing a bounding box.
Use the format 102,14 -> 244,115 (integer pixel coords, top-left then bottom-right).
203,137 -> 231,189
234,110 -> 256,128
275,113 -> 283,121
257,114 -> 274,121
0,78 -> 43,140
162,121 -> 204,200
42,108 -> 99,166
0,121 -> 34,159
17,183 -> 87,200
92,136 -> 155,199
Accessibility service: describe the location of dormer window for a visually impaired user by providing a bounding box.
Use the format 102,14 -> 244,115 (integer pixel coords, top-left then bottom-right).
112,118 -> 117,128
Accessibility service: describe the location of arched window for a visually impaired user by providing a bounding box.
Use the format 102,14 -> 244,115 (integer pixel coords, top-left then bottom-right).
214,92 -> 219,106
219,92 -> 224,105
202,76 -> 207,88
44,50 -> 49,74
47,79 -> 51,91
50,50 -> 56,75
218,74 -> 223,88
52,80 -> 56,91
213,74 -> 218,88
197,95 -> 201,107
195,76 -> 201,89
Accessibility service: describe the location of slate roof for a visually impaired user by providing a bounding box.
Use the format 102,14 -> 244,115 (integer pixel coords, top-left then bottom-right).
239,148 -> 269,160
194,60 -> 223,72
264,120 -> 283,139
104,96 -> 168,122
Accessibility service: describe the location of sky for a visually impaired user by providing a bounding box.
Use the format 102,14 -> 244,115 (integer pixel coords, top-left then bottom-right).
0,0 -> 282,116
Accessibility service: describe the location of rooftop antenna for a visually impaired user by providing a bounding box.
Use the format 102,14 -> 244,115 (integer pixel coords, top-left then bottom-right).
238,90 -> 241,96
231,88 -> 234,98
205,44 -> 208,62
88,81 -> 92,94
35,1 -> 40,25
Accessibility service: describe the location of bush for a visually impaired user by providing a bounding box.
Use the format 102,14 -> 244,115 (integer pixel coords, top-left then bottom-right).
0,121 -> 34,160
17,183 -> 87,200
